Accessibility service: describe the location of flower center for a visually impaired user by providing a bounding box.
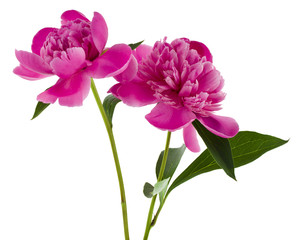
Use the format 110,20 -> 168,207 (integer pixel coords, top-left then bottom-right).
40,19 -> 99,64
138,38 -> 225,117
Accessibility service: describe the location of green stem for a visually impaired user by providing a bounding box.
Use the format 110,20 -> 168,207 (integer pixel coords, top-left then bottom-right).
90,78 -> 130,240
143,131 -> 171,240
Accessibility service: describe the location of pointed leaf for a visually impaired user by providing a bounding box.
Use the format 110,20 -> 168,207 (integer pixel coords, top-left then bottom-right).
103,94 -> 121,128
156,145 -> 186,180
167,131 -> 288,195
192,119 -> 236,180
129,40 -> 144,50
31,101 -> 50,120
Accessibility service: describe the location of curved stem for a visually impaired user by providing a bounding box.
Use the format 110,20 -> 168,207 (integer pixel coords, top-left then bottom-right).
143,131 -> 171,240
90,78 -> 130,240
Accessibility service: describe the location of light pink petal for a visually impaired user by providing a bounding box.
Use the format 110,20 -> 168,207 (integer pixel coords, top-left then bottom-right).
114,55 -> 138,82
87,44 -> 132,79
37,72 -> 91,106
50,47 -> 86,79
146,103 -> 196,131
61,10 -> 89,24
198,69 -> 222,92
13,65 -> 49,80
15,50 -> 53,75
91,12 -> 108,53
108,80 -> 157,107
183,123 -> 201,152
190,40 -> 213,63
31,28 -> 57,55
198,114 -> 239,138
134,44 -> 152,62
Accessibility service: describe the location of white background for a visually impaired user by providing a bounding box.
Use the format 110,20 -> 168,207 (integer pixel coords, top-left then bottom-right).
0,0 -> 300,239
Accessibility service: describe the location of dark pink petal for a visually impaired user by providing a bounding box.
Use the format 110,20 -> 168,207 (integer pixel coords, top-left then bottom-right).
50,47 -> 86,79
190,40 -> 213,63
37,72 -> 91,106
15,50 -> 53,75
13,65 -> 49,80
114,55 -> 138,82
146,103 -> 196,131
183,123 -> 201,152
198,114 -> 239,138
91,12 -> 108,53
109,80 -> 157,107
87,44 -> 132,79
61,10 -> 89,24
31,28 -> 57,55
134,44 -> 152,62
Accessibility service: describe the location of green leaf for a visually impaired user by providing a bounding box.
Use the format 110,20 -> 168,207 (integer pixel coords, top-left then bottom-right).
167,131 -> 288,195
129,40 -> 144,50
31,101 -> 50,120
192,119 -> 236,180
103,94 -> 121,128
143,179 -> 170,198
143,182 -> 154,198
156,145 -> 186,180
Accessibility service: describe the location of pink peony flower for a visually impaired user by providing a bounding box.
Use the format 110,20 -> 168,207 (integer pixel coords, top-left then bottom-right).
110,38 -> 239,152
14,10 -> 132,106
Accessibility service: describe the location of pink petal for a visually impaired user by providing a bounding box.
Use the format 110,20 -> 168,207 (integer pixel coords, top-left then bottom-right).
198,69 -> 222,92
15,50 -> 53,75
198,114 -> 239,138
183,123 -> 201,152
13,65 -> 49,80
190,40 -> 213,63
50,47 -> 86,79
109,80 -> 157,107
91,12 -> 108,53
134,44 -> 152,62
114,55 -> 138,82
146,103 -> 196,131
61,10 -> 89,24
31,28 -> 57,55
87,44 -> 132,79
37,71 -> 91,106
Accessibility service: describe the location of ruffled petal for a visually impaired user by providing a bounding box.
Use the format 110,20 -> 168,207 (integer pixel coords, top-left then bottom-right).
198,114 -> 239,138
61,10 -> 89,24
198,69 -> 222,92
134,44 -> 152,62
15,50 -> 53,75
37,71 -> 91,106
146,103 -> 196,131
50,47 -> 86,79
13,65 -> 49,80
31,28 -> 57,55
91,12 -> 108,53
190,40 -> 213,63
109,80 -> 157,107
183,123 -> 201,152
114,55 -> 138,82
87,44 -> 132,79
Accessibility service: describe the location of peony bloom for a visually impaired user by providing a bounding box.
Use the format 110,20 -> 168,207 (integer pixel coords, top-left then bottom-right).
110,38 -> 239,152
14,10 -> 132,106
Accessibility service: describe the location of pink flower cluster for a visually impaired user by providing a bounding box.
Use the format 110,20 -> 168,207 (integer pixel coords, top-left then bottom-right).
110,38 -> 239,152
14,10 -> 238,151
14,10 -> 132,106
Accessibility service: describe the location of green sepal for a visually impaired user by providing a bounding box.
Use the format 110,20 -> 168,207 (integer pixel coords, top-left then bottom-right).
31,101 -> 50,120
129,40 -> 144,50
